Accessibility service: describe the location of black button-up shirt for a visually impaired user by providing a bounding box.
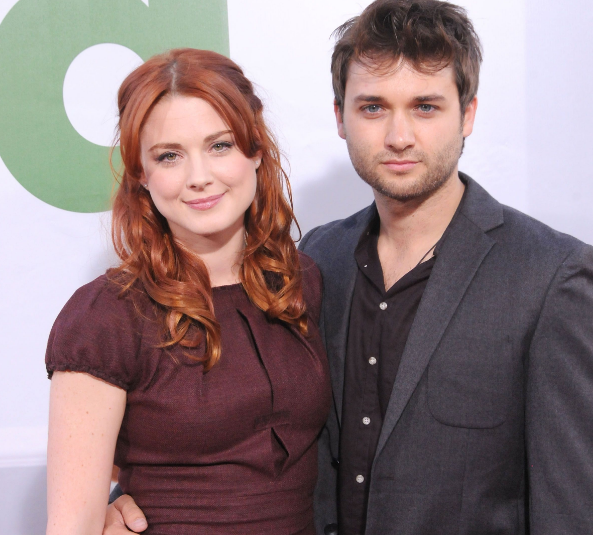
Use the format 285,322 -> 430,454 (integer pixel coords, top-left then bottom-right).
338,212 -> 436,535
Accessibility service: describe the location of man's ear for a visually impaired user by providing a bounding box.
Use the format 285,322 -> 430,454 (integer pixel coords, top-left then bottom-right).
462,96 -> 478,138
334,99 -> 346,140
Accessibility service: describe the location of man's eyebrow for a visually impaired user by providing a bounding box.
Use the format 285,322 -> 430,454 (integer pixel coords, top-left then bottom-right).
414,95 -> 446,103
353,94 -> 384,104
352,94 -> 447,105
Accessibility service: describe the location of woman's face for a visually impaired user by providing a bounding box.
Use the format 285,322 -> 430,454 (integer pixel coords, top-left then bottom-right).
139,95 -> 259,250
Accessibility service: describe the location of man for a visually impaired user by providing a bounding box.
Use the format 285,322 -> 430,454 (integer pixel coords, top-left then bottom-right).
104,0 -> 593,533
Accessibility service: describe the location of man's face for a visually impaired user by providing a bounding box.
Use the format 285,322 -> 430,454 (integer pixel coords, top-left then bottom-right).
336,60 -> 477,203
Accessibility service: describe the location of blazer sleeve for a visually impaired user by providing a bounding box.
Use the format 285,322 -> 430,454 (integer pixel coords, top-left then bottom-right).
526,243 -> 593,533
299,231 -> 339,534
299,226 -> 321,253
314,423 -> 339,535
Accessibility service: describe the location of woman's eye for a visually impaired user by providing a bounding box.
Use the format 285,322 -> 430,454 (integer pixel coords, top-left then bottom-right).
212,142 -> 232,153
157,152 -> 178,163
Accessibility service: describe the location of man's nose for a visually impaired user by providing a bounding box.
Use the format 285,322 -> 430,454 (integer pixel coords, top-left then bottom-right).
384,112 -> 415,152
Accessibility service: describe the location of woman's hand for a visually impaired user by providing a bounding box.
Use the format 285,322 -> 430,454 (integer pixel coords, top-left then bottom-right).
103,495 -> 148,534
46,371 -> 126,535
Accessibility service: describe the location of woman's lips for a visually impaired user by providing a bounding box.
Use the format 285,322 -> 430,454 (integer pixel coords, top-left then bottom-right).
185,193 -> 225,211
382,160 -> 418,172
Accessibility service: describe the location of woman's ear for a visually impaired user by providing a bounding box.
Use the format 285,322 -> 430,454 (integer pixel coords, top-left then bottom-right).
254,152 -> 262,170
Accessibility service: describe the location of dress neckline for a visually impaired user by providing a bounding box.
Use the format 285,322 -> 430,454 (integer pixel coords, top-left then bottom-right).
212,282 -> 243,292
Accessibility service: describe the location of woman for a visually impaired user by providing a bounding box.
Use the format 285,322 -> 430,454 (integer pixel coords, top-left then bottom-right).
45,48 -> 331,534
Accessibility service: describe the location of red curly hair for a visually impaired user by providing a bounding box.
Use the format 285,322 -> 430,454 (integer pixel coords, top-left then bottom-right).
111,48 -> 306,370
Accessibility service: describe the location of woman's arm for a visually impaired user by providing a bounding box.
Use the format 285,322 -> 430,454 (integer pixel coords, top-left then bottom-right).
47,371 -> 126,535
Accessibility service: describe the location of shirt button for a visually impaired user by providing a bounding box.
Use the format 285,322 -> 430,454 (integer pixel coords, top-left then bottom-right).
379,302 -> 387,310
369,357 -> 377,365
356,475 -> 365,483
362,417 -> 371,425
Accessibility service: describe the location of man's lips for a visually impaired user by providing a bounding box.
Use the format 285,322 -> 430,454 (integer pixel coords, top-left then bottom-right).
382,160 -> 418,172
185,193 -> 225,210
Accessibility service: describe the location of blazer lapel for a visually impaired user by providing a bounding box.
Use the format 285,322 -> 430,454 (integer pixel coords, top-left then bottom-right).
321,206 -> 375,425
374,176 -> 503,458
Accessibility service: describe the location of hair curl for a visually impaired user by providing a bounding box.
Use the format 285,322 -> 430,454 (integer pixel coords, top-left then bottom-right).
110,48 -> 306,370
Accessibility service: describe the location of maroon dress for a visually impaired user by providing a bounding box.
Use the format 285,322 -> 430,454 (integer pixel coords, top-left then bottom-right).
46,254 -> 331,534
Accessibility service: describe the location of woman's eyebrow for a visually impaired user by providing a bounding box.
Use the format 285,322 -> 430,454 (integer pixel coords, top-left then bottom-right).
148,142 -> 183,152
203,129 -> 233,144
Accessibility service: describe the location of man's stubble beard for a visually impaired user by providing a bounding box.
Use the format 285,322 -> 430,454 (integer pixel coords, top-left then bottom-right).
345,129 -> 465,203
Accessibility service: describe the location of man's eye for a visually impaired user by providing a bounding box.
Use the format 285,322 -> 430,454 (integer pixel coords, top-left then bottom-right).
363,104 -> 382,113
418,104 -> 435,113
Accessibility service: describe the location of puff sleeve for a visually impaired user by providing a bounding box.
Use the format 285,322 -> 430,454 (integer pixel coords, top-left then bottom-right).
45,275 -> 147,391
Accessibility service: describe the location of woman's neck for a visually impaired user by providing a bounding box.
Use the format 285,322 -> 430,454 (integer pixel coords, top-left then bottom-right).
176,224 -> 246,287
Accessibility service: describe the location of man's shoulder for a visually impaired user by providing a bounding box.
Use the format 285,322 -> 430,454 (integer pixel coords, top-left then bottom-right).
299,204 -> 374,263
462,174 -> 588,263
494,202 -> 588,262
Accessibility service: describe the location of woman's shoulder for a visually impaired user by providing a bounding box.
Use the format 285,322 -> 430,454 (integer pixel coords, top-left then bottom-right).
64,272 -> 123,306
60,271 -> 153,324
298,251 -> 321,287
297,252 -> 322,324
46,272 -> 156,390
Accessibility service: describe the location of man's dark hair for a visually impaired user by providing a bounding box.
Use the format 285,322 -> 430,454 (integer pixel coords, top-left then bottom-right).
332,0 -> 482,113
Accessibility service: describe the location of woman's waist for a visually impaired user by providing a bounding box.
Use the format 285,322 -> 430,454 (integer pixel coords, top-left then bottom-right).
120,462 -> 316,506
122,472 -> 315,534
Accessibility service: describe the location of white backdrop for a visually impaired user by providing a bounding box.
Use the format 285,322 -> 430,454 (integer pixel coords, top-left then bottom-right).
1,0 -> 592,533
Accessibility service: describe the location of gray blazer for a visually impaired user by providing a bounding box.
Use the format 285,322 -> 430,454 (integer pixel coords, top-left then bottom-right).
300,174 -> 593,535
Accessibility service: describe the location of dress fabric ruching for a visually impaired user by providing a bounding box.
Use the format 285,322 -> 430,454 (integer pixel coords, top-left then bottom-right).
45,253 -> 331,535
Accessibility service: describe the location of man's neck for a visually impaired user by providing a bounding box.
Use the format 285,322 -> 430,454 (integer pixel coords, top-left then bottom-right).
374,172 -> 465,290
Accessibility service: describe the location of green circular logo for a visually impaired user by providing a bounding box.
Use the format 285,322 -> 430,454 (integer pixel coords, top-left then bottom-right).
0,0 -> 229,213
